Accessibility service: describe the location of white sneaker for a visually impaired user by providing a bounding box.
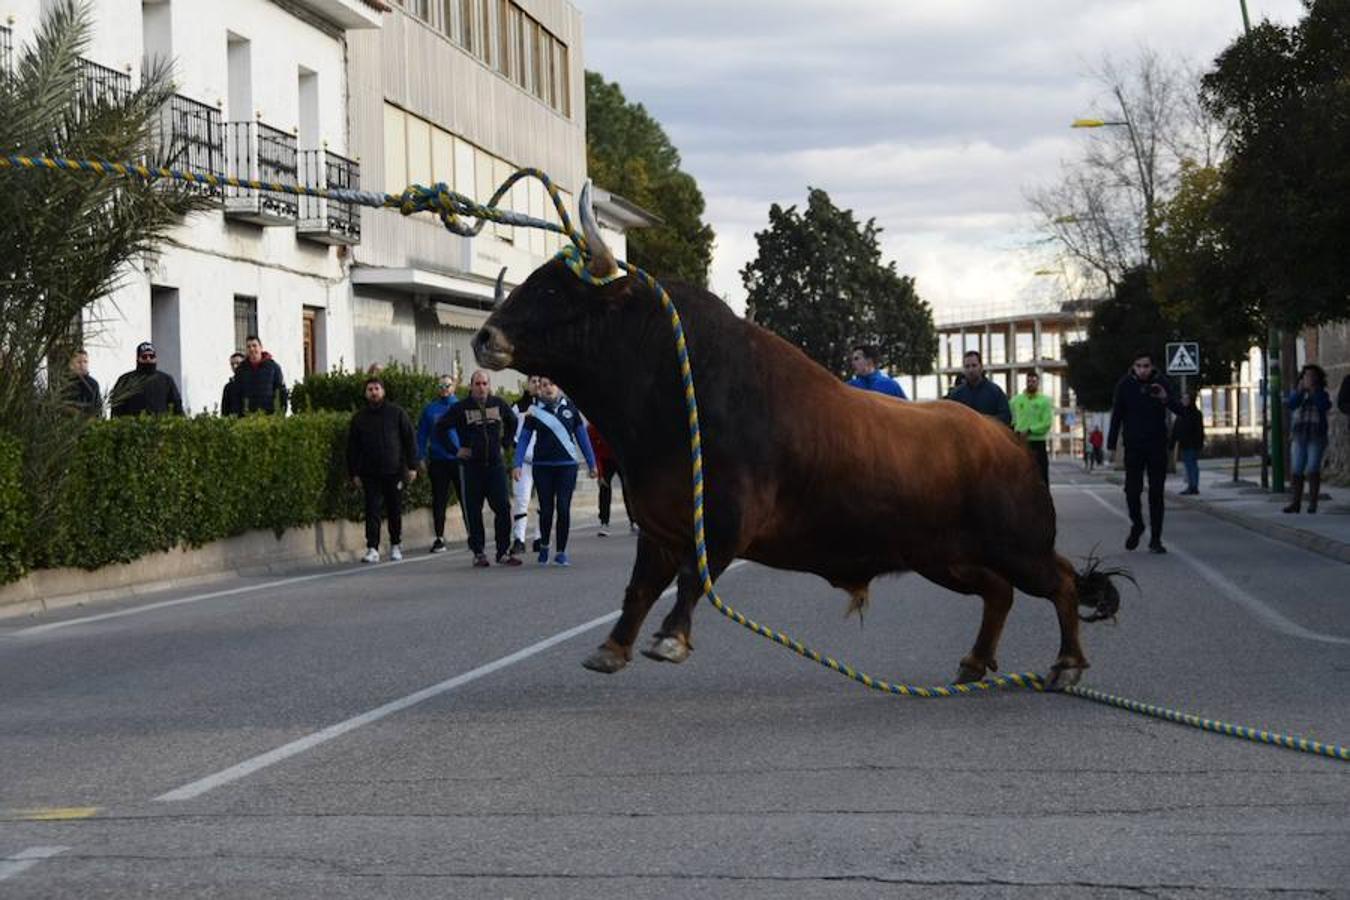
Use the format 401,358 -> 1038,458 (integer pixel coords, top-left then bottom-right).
390,544 -> 403,561
361,547 -> 379,564
597,526 -> 609,537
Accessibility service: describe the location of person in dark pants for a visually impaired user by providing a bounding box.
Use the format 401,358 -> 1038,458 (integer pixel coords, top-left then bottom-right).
230,335 -> 288,415
346,377 -> 418,564
947,350 -> 1011,425
220,351 -> 244,416
1169,391 -> 1205,494
437,370 -> 520,567
513,377 -> 596,567
587,421 -> 633,536
110,341 -> 183,417
62,349 -> 101,418
416,374 -> 465,553
1010,371 -> 1053,485
1107,351 -> 1183,553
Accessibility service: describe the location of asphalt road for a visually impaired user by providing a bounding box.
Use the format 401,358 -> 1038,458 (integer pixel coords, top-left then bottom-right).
2,471 -> 1348,898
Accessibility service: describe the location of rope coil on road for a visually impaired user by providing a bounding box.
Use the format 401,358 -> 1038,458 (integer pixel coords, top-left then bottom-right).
9,153 -> 1347,763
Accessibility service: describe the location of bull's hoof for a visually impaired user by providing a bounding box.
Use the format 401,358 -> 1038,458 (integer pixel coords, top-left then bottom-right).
955,663 -> 987,684
581,646 -> 629,674
641,635 -> 691,664
1045,666 -> 1084,692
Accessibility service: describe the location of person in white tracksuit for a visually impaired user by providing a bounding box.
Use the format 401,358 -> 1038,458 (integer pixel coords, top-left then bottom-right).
510,376 -> 541,554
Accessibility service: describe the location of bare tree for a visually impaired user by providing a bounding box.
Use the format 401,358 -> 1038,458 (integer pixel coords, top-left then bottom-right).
1026,50 -> 1222,298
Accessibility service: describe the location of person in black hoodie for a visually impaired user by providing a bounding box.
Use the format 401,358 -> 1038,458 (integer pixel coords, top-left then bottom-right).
346,377 -> 418,564
110,341 -> 183,417
1169,391 -> 1205,495
220,351 -> 245,416
62,349 -> 102,418
1107,351 -> 1184,553
437,369 -> 519,567
231,336 -> 288,415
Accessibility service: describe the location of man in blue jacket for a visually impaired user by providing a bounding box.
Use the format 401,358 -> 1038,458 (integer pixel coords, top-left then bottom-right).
416,374 -> 465,554
846,345 -> 907,398
1107,351 -> 1184,553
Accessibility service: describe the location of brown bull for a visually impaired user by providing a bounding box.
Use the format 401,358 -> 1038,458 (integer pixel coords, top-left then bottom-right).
474,184 -> 1113,690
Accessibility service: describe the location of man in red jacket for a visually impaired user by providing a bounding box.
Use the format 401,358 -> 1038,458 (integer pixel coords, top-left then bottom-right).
587,422 -> 633,537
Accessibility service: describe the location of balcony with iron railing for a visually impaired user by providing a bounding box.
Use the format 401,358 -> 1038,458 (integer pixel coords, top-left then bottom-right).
225,119 -> 298,225
75,57 -> 133,119
154,93 -> 226,198
298,147 -> 361,245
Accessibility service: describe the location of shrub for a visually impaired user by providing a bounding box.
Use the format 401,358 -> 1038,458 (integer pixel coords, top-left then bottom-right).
291,362 -> 445,415
28,412 -> 434,575
0,435 -> 29,583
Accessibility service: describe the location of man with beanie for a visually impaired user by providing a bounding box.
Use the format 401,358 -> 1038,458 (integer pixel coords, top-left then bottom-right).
346,377 -> 418,564
110,342 -> 183,417
230,335 -> 288,415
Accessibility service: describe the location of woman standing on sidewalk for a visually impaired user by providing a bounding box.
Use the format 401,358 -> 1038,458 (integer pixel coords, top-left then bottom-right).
513,377 -> 596,566
1170,392 -> 1205,494
1284,364 -> 1332,514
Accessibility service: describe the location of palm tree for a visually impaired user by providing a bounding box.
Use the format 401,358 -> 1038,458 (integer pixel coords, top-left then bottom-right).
0,0 -> 212,557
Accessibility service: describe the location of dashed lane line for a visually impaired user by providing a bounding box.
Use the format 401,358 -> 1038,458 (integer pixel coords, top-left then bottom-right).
0,846 -> 70,882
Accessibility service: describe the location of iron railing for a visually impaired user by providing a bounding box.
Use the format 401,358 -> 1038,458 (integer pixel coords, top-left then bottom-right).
1,24 -> 13,77
225,119 -> 298,219
156,94 -> 226,197
298,148 -> 361,241
75,57 -> 133,119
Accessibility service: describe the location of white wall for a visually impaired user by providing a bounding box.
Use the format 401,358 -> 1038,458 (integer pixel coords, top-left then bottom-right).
4,0 -> 362,413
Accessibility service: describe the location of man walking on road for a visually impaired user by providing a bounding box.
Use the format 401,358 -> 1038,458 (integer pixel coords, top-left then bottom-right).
346,377 -> 418,564
1011,371 -> 1053,485
438,370 -> 520,568
947,351 -> 1011,425
1108,351 -> 1183,553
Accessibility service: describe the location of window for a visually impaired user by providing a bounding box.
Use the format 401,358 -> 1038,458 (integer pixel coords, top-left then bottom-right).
383,104 -> 407,192
303,308 -> 323,377
233,295 -> 257,353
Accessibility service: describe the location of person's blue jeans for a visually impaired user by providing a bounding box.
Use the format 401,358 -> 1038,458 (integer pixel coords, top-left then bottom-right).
1181,448 -> 1199,491
1290,437 -> 1326,476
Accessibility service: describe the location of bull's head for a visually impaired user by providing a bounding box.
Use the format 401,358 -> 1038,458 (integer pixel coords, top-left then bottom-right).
472,181 -> 626,378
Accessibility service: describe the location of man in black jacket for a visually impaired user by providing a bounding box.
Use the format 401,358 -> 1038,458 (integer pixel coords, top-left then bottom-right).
220,351 -> 245,416
231,336 -> 288,415
62,349 -> 101,418
947,350 -> 1012,425
1107,351 -> 1184,553
346,377 -> 418,564
437,369 -> 520,567
110,342 -> 183,417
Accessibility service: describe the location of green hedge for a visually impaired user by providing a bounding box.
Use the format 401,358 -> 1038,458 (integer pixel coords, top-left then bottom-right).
291,363 -> 446,414
0,435 -> 28,583
19,412 -> 434,575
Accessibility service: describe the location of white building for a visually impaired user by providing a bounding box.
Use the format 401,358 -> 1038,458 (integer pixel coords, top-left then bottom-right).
345,0 -> 654,387
6,0 -> 655,407
6,0 -> 385,412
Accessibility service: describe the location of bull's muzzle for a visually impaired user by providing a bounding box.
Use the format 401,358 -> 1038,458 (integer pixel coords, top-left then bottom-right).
472,325 -> 514,370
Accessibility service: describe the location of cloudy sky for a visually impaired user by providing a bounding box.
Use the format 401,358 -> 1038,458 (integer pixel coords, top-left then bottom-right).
579,0 -> 1307,319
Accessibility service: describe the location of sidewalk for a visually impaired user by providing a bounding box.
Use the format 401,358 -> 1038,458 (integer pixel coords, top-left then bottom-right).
1069,456 -> 1350,564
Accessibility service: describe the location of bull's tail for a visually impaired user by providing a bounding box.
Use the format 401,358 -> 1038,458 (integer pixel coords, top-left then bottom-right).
1074,549 -> 1137,623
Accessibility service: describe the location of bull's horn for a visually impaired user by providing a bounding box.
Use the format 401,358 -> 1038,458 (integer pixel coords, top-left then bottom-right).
493,266 -> 508,308
579,180 -> 617,279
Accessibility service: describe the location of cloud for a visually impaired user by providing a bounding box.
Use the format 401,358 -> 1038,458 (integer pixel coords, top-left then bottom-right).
582,0 -> 1308,317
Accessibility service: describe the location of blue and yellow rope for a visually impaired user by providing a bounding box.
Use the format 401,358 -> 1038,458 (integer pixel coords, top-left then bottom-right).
7,152 -> 1347,763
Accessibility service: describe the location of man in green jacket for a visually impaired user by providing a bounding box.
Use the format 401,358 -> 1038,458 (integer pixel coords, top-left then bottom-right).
1011,372 -> 1053,485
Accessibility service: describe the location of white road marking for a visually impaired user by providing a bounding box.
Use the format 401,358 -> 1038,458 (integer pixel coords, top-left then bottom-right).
1077,485 -> 1350,646
155,560 -> 747,802
0,846 -> 69,882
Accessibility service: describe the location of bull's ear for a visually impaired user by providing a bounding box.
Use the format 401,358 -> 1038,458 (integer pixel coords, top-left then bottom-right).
493,266 -> 508,309
579,180 -> 618,279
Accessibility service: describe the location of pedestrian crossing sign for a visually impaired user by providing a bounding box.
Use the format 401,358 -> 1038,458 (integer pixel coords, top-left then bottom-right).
1165,341 -> 1200,375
